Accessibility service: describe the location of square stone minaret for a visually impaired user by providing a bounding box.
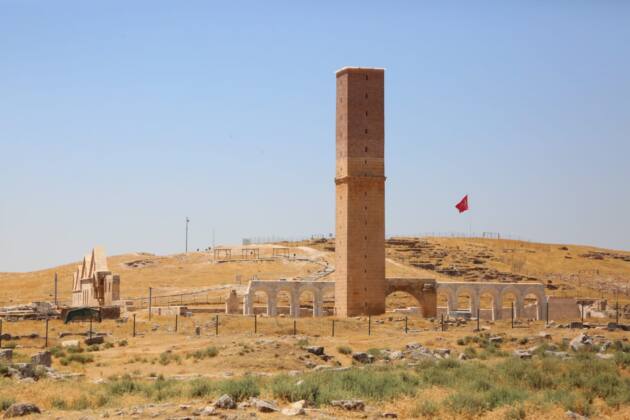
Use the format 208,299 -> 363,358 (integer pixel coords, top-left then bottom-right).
334,67 -> 386,317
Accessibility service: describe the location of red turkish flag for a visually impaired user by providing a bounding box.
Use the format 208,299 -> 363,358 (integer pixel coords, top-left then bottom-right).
455,195 -> 469,213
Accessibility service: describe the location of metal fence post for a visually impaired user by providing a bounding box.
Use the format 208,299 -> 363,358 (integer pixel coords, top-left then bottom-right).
477,308 -> 480,331
0,319 -> 3,348
405,316 -> 408,334
368,315 -> 371,336
89,315 -> 93,339
133,314 -> 136,337
175,315 -> 178,332
148,288 -> 153,321
441,314 -> 444,332
293,319 -> 296,336
254,314 -> 257,333
331,319 -> 335,337
546,299 -> 549,326
45,318 -> 49,348
215,315 -> 219,336
511,302 -> 514,328
616,292 -> 620,325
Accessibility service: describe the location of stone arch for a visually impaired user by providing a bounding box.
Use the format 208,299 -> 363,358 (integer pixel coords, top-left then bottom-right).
523,287 -> 545,320
251,288 -> 270,316
499,286 -> 523,319
454,285 -> 479,314
298,286 -> 320,317
436,286 -> 456,316
275,287 -> 295,317
385,290 -> 423,315
478,286 -> 501,320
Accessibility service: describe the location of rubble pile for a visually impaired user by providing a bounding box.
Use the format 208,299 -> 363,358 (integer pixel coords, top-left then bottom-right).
0,302 -> 59,321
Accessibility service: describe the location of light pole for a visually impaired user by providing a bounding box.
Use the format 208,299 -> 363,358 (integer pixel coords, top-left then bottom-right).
185,217 -> 190,253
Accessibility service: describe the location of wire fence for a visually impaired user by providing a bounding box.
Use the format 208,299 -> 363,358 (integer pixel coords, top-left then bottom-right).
1,305 -> 626,352
407,232 -> 530,241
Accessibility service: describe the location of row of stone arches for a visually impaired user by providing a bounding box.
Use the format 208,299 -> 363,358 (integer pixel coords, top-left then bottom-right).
436,283 -> 546,320
243,281 -> 335,317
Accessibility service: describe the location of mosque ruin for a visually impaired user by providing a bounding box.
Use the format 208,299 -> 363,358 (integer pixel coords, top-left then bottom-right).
238,67 -> 548,319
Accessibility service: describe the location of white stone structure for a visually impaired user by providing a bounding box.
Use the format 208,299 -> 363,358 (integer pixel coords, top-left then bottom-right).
239,278 -> 547,320
71,246 -> 120,307
436,282 -> 546,320
242,280 -> 334,317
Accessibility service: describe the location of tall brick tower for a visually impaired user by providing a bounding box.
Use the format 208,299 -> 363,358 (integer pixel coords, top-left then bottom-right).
334,67 -> 386,317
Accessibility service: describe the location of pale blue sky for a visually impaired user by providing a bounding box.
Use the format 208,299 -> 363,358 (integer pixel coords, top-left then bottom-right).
1,1 -> 629,272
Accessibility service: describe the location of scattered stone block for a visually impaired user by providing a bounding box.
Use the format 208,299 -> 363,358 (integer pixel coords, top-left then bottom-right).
331,400 -> 365,411
305,346 -> 325,356
0,349 -> 13,363
513,350 -> 532,359
565,410 -> 588,420
30,351 -> 51,368
352,352 -> 374,364
251,398 -> 279,413
198,406 -> 216,416
2,403 -> 41,418
281,400 -> 306,416
213,394 -> 236,409
61,340 -> 81,348
85,336 -> 104,345
570,333 -> 592,352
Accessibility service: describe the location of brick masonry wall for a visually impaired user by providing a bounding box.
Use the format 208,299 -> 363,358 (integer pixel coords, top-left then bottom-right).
335,67 -> 386,317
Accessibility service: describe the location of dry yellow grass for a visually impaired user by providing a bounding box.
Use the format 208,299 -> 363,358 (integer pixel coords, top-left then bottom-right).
1,238 -> 630,418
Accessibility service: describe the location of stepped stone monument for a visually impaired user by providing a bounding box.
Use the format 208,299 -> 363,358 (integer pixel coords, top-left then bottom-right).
71,246 -> 120,307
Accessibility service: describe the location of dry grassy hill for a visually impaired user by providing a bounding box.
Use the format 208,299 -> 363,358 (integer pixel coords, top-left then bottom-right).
1,238 -> 630,419
1,237 -> 629,307
301,236 -> 630,303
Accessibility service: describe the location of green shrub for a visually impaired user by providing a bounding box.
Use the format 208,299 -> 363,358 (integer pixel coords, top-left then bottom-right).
103,342 -> 114,349
106,375 -> 144,396
367,348 -> 382,358
59,353 -> 93,365
218,376 -> 260,401
188,378 -> 213,398
94,393 -> 110,408
272,367 -> 421,406
188,346 -> 219,360
464,346 -> 477,359
0,397 -> 15,411
66,345 -> 83,354
87,344 -> 100,352
297,338 -> 309,348
49,346 -> 66,358
504,405 -> 526,420
615,351 -> 630,369
411,400 -> 439,418
158,351 -> 181,366
70,395 -> 91,410
50,397 -> 67,410
146,377 -> 181,401
118,339 -> 128,347
446,390 -> 490,415
337,345 -> 352,355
